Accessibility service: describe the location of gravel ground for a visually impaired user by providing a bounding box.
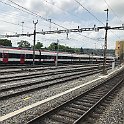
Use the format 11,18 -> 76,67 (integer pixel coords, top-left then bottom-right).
95,84 -> 124,124
0,64 -> 86,74
0,67 -> 95,89
0,65 -> 97,81
1,66 -> 123,123
2,74 -> 103,124
0,69 -> 99,99
0,72 -> 101,116
0,65 -> 101,106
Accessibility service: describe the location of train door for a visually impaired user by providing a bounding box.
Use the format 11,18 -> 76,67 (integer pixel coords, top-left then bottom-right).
20,54 -> 25,64
2,51 -> 9,63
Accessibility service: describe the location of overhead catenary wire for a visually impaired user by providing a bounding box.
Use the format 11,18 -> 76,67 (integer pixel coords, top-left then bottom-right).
7,0 -> 95,32
74,0 -> 105,26
43,0 -> 96,29
0,29 -> 17,34
0,0 -> 63,34
74,0 -> 122,40
0,1 -> 34,30
0,0 -> 100,42
104,0 -> 123,24
0,18 -> 33,30
0,7 -> 35,25
0,0 -> 51,29
103,0 -> 122,39
7,0 -> 67,30
43,0 -> 84,23
43,0 -> 98,41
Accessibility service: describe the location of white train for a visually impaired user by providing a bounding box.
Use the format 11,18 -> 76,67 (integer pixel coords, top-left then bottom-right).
0,46 -> 114,65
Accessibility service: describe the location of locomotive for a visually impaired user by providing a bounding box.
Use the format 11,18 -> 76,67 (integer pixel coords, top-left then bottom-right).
0,46 -> 114,65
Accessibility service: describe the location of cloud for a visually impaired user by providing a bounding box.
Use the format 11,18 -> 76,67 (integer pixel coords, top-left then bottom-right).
0,0 -> 124,49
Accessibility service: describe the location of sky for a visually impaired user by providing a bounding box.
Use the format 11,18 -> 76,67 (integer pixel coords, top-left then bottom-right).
0,0 -> 124,49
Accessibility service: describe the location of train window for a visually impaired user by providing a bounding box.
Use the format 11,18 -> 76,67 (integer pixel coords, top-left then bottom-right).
51,56 -> 55,59
46,55 -> 52,59
66,56 -> 70,59
0,53 -> 1,58
58,56 -> 73,59
41,55 -> 45,59
21,54 -> 25,59
73,57 -> 78,60
43,55 -> 52,59
63,56 -> 68,59
26,54 -> 29,59
3,53 -> 8,58
68,56 -> 73,59
9,53 -> 20,58
35,55 -> 40,59
26,54 -> 33,59
58,56 -> 60,59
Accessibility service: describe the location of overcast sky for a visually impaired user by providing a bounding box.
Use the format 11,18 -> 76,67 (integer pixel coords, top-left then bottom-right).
0,0 -> 124,49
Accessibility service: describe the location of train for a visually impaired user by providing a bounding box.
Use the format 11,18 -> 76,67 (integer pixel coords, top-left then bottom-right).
0,46 -> 115,65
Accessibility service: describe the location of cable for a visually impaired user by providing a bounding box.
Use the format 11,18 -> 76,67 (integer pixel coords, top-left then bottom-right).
104,0 -> 123,24
0,0 -> 51,30
2,0 -> 105,45
0,0 -> 98,42
0,8 -> 34,24
103,1 -> 123,41
43,0 -> 98,41
7,0 -> 67,29
0,1 -> 34,29
74,0 -> 105,26
0,18 -> 33,30
43,0 -> 83,23
0,28 -> 17,34
75,32 -> 98,41
74,0 -> 122,40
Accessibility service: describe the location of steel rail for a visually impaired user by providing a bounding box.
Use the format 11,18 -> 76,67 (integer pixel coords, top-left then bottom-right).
0,68 -> 104,100
73,78 -> 124,123
27,70 -> 124,124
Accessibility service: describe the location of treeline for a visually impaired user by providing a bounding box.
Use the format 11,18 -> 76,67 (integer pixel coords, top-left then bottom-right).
0,39 -> 115,56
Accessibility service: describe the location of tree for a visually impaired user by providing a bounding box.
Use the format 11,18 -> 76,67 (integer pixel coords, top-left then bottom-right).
35,42 -> 43,49
80,47 -> 84,54
17,40 -> 30,48
0,39 -> 12,46
48,42 -> 58,51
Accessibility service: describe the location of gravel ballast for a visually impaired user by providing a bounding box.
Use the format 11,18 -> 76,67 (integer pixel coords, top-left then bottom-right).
1,66 -> 124,124
95,85 -> 124,124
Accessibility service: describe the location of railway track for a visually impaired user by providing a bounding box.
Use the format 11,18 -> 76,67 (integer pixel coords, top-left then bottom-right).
0,63 -> 110,75
0,65 -> 110,99
0,66 -> 112,118
0,65 -> 101,83
27,69 -> 124,124
0,65 -> 63,75
0,64 -> 112,118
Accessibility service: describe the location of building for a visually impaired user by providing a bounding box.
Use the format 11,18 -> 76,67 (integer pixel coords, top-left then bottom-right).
115,41 -> 124,61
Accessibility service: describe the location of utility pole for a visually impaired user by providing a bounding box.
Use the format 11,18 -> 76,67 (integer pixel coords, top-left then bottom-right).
21,22 -> 24,34
48,19 -> 51,31
103,9 -> 109,75
33,20 -> 38,66
55,39 -> 59,67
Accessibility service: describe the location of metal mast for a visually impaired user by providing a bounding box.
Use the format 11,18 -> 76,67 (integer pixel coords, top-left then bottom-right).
103,9 -> 109,74
33,20 -> 38,66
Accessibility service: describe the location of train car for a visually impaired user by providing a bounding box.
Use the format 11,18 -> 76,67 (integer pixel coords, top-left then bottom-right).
0,46 -> 115,65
